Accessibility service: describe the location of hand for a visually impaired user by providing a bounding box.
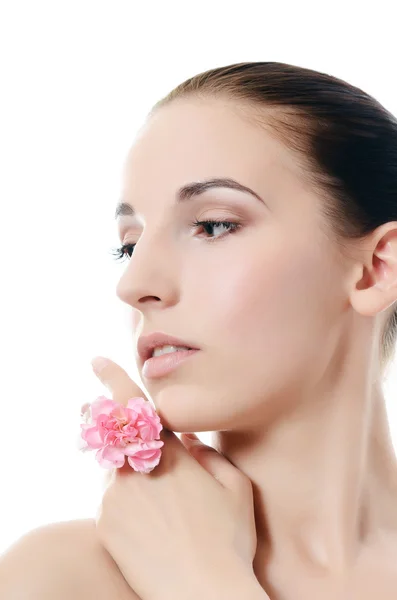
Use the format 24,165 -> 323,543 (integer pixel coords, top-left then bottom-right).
89,356 -> 259,600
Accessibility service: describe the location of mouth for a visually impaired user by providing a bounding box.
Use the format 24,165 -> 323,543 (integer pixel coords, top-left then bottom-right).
137,331 -> 200,365
142,347 -> 200,380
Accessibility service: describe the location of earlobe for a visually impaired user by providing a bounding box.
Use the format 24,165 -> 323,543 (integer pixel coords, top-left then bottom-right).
350,285 -> 393,318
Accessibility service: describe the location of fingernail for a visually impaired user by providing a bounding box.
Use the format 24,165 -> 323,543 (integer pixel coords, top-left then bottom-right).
184,432 -> 198,441
91,356 -> 110,374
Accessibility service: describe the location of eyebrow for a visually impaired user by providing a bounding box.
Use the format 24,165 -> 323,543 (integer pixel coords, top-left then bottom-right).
114,177 -> 266,220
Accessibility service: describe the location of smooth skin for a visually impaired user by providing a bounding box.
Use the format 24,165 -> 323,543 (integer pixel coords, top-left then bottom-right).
2,96 -> 397,599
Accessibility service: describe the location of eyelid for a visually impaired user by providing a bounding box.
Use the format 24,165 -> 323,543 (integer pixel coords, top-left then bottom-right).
118,225 -> 141,245
117,204 -> 250,241
194,208 -> 249,225
196,200 -> 250,217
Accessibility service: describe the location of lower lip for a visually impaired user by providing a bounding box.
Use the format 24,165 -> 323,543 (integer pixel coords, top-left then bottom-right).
142,349 -> 199,379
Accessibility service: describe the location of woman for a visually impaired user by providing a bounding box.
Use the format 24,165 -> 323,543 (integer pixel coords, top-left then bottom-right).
2,61 -> 397,599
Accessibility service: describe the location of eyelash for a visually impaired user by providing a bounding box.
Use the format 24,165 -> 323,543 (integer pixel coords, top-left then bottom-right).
110,219 -> 241,262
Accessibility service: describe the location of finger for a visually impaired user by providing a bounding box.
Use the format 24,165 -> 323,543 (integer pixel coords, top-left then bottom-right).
89,356 -> 167,484
180,433 -> 250,492
91,356 -> 147,407
89,356 -> 193,477
90,356 -> 172,442
90,356 -> 176,451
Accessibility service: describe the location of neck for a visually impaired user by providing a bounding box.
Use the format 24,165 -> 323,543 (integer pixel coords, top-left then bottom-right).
211,363 -> 397,579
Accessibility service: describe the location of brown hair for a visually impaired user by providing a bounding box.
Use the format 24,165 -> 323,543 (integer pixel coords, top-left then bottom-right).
149,61 -> 397,375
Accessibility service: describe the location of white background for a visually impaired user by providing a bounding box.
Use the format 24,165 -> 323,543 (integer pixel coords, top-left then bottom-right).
1,0 -> 397,554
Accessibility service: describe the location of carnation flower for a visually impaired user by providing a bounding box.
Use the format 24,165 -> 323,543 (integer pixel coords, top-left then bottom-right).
79,395 -> 164,473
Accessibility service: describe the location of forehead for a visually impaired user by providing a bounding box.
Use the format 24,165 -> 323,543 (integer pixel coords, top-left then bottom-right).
122,99 -> 305,196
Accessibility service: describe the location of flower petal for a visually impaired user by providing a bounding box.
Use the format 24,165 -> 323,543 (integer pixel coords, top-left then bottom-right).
96,445 -> 126,468
90,395 -> 116,420
127,448 -> 162,473
82,426 -> 104,449
126,396 -> 147,410
123,440 -> 144,456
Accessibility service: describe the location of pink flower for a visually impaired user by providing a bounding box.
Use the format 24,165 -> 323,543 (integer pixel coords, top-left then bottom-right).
79,395 -> 164,473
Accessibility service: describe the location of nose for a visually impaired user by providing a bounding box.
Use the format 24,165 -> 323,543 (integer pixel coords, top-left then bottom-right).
115,229 -> 179,313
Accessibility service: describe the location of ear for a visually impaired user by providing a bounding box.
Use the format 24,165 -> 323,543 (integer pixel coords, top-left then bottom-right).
350,223 -> 397,317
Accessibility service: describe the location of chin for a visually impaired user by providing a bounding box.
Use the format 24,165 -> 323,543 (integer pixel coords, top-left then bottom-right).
148,386 -> 241,434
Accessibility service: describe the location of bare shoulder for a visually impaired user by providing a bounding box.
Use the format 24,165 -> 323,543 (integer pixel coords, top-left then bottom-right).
0,518 -> 141,600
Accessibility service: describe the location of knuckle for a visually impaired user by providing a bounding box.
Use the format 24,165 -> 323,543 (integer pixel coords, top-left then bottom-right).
235,472 -> 252,493
193,442 -> 211,453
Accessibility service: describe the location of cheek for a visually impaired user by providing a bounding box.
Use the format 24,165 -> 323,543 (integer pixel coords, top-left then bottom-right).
201,240 -> 332,359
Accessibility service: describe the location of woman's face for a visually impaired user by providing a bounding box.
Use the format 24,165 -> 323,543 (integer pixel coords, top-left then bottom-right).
115,98 -> 347,433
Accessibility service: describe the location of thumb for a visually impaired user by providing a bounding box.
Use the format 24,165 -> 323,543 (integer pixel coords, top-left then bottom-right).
180,433 -> 249,492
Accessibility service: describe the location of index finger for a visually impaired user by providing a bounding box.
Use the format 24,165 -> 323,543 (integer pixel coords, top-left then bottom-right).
92,357 -> 148,407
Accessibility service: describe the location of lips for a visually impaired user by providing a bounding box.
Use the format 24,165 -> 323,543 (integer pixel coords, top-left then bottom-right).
142,348 -> 199,379
137,331 -> 200,365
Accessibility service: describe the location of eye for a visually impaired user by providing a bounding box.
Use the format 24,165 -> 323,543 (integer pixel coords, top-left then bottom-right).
109,219 -> 241,263
189,219 -> 241,241
109,243 -> 136,262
